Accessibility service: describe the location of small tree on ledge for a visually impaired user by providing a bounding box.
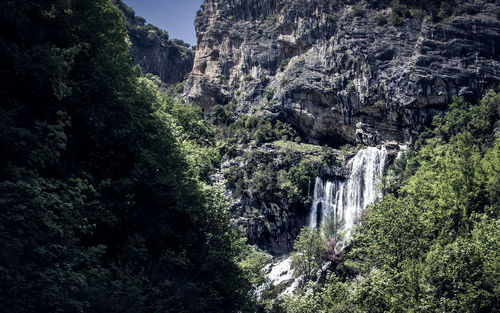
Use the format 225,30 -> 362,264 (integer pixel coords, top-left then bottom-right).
291,226 -> 328,286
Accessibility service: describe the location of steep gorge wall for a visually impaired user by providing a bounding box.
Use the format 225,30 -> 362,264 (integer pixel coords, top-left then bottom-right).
185,0 -> 500,146
117,1 -> 195,85
183,0 -> 500,255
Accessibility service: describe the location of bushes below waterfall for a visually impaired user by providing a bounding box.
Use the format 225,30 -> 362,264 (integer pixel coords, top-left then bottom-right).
277,90 -> 500,312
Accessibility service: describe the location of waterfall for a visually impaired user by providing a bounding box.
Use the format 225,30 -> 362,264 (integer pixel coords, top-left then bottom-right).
259,146 -> 387,298
309,178 -> 345,229
308,146 -> 387,239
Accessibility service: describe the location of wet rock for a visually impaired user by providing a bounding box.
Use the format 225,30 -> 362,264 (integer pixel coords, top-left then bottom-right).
230,186 -> 308,255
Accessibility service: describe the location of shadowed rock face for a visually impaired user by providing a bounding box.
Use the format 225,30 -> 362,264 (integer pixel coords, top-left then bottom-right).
117,1 -> 195,85
185,0 -> 500,146
129,39 -> 194,86
231,197 -> 307,255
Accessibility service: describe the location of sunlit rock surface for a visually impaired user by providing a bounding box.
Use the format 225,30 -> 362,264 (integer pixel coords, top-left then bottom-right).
185,0 -> 500,145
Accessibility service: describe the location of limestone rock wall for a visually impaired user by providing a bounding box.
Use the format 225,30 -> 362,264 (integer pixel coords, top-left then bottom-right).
185,0 -> 500,146
118,0 -> 195,85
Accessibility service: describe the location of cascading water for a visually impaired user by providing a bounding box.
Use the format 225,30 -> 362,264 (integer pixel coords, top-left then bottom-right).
309,178 -> 344,229
259,146 -> 387,298
308,146 -> 387,239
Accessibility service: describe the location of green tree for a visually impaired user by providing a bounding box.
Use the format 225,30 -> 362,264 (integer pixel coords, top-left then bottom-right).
285,91 -> 500,313
291,227 -> 327,283
0,1 -> 254,312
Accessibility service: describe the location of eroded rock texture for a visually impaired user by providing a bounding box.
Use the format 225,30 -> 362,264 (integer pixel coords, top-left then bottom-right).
184,0 -> 500,254
231,196 -> 307,255
118,1 -> 195,85
185,0 -> 500,146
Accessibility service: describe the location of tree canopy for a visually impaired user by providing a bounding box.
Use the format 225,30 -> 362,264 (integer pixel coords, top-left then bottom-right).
0,1 -> 254,312
279,91 -> 500,312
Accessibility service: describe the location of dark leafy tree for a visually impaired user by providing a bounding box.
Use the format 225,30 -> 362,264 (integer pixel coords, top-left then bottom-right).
0,1 -> 253,312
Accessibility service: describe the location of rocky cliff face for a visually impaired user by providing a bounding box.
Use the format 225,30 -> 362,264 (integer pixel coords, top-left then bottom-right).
183,0 -> 500,255
231,193 -> 307,255
185,0 -> 500,146
223,144 -> 338,255
117,1 -> 194,85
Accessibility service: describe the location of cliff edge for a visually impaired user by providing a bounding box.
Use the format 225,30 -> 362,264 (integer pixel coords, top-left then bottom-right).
185,0 -> 499,146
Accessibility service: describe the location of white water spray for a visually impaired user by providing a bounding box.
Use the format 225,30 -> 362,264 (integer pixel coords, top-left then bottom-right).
258,146 -> 388,298
308,146 -> 387,239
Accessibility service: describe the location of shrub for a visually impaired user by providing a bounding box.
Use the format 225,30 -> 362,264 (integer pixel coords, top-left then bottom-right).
260,75 -> 270,85
410,9 -> 424,19
210,104 -> 231,125
265,86 -> 275,100
462,4 -> 478,15
390,13 -> 405,25
320,147 -> 339,167
217,74 -> 227,82
171,38 -> 189,47
437,1 -> 453,20
375,14 -> 387,25
224,165 -> 245,198
390,0 -> 409,25
352,5 -> 365,17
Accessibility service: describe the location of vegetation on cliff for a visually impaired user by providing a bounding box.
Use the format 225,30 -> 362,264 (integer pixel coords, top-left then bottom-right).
1,1 -> 499,312
115,0 -> 194,85
269,91 -> 500,313
0,1 -> 253,312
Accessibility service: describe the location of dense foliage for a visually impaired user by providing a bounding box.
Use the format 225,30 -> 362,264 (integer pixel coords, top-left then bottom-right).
2,1 -> 498,313
224,150 -> 318,207
0,1 -> 254,312
278,91 -> 500,312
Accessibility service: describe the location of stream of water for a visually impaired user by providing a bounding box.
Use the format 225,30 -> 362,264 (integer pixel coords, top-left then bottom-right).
260,146 -> 388,297
308,146 -> 388,239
